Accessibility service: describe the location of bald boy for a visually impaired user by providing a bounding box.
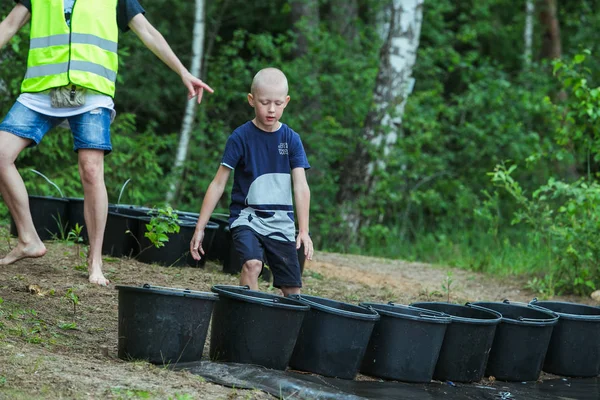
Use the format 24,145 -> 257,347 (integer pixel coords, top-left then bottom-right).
190,68 -> 313,295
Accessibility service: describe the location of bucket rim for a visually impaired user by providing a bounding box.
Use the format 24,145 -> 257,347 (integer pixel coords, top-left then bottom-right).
472,301 -> 559,326
360,302 -> 451,324
29,195 -> 69,202
211,285 -> 310,311
410,301 -> 502,325
116,284 -> 218,300
530,299 -> 600,321
289,294 -> 380,321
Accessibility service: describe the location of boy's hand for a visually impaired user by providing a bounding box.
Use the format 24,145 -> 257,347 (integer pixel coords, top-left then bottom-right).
296,232 -> 314,261
182,71 -> 214,104
190,229 -> 205,261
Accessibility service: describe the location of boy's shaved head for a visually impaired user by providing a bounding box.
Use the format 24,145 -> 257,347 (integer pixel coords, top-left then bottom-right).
251,68 -> 288,95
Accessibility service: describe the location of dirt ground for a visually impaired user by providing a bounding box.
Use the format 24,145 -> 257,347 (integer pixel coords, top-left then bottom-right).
0,225 -> 596,399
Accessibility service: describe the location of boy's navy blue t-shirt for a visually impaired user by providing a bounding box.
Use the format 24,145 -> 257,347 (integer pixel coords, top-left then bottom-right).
222,121 -> 310,242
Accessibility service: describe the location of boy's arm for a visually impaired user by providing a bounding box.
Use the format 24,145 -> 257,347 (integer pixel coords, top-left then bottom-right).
0,4 -> 30,50
292,167 -> 314,261
190,165 -> 232,260
128,14 -> 214,103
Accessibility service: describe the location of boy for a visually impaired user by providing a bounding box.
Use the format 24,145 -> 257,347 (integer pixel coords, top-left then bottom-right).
0,1 -> 213,286
190,67 -> 313,296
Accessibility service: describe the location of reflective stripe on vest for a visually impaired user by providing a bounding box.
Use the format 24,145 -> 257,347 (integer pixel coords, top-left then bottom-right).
22,0 -> 119,97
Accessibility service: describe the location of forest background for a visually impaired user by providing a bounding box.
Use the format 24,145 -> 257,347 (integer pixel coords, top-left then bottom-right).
0,0 -> 598,297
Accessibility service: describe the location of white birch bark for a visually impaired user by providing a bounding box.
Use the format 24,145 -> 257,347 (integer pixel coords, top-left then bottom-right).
339,0 -> 424,235
165,0 -> 206,204
367,0 -> 424,175
524,0 -> 534,68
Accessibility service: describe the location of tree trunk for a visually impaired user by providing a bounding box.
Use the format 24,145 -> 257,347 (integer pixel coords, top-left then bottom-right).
291,0 -> 319,57
165,0 -> 206,205
337,0 -> 424,235
330,0 -> 358,41
538,0 -> 561,60
524,0 -> 534,68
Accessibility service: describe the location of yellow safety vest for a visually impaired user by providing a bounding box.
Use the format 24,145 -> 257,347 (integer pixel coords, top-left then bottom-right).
22,0 -> 119,97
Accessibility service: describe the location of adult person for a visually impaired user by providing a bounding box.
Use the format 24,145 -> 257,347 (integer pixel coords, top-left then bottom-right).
0,0 -> 213,285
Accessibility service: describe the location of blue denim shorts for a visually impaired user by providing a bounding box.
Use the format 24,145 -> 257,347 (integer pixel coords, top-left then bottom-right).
0,101 -> 112,153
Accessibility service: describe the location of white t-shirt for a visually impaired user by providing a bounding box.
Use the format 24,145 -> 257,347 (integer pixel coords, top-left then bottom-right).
17,0 -> 116,121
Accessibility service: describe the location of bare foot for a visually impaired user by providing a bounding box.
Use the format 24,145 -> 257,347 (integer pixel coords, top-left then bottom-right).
88,260 -> 110,286
0,242 -> 47,265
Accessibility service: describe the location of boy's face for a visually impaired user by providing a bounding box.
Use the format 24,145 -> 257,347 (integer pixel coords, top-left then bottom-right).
248,84 -> 290,132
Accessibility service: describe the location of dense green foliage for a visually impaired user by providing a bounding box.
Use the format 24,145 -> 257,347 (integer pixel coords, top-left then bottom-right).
1,0 -> 598,294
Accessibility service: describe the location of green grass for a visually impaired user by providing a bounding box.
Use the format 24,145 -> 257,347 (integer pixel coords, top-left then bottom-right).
333,226 -> 551,279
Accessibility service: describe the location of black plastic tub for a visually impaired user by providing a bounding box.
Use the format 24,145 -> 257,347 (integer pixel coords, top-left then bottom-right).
65,197 -> 88,244
410,302 -> 502,383
358,303 -> 451,382
288,294 -> 380,379
205,214 -> 230,262
102,210 -> 141,257
531,300 -> 600,377
137,218 -> 218,267
10,195 -> 70,241
472,300 -> 559,381
209,285 -> 309,370
116,284 -> 217,364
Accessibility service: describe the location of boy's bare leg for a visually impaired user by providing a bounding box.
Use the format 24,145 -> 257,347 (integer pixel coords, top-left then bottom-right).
280,286 -> 300,296
0,131 -> 47,265
78,149 -> 109,286
240,259 -> 262,290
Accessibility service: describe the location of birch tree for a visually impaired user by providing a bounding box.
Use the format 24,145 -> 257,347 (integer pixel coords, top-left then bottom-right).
165,0 -> 206,205
337,0 -> 425,234
524,0 -> 534,68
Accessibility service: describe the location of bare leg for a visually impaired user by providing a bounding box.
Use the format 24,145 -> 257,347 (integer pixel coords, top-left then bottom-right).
78,149 -> 109,286
240,259 -> 262,290
0,131 -> 47,265
280,286 -> 301,296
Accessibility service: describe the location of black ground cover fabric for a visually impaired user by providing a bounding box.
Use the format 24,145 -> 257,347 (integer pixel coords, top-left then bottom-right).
177,361 -> 599,400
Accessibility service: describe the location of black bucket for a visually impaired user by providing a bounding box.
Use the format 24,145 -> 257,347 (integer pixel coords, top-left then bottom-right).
288,294 -> 380,379
531,300 -> 600,377
65,197 -> 88,244
137,218 -> 218,267
102,210 -> 141,257
209,285 -> 309,370
358,302 -> 451,382
10,195 -> 70,241
473,300 -> 559,381
116,284 -> 217,364
205,214 -> 230,262
410,302 -> 501,382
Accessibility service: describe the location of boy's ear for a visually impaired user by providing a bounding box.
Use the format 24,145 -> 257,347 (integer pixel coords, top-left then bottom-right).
283,95 -> 291,108
247,93 -> 255,107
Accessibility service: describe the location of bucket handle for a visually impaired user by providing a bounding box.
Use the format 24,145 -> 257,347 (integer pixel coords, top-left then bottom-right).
465,302 -> 502,318
502,299 -> 560,319
141,284 -> 201,295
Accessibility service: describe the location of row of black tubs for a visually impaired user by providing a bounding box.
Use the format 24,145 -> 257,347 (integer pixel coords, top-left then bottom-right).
12,196 -> 306,277
116,284 -> 600,383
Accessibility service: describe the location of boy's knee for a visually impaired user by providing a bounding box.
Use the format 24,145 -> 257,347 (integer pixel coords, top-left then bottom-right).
281,286 -> 300,297
242,259 -> 262,276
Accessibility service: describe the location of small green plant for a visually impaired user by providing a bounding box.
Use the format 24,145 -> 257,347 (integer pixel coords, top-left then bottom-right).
58,322 -> 77,330
441,271 -> 454,302
144,206 -> 180,249
65,288 -> 79,316
0,375 -> 6,387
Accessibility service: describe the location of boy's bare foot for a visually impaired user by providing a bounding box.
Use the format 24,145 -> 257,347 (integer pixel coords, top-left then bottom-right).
0,242 -> 47,265
88,261 -> 110,286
